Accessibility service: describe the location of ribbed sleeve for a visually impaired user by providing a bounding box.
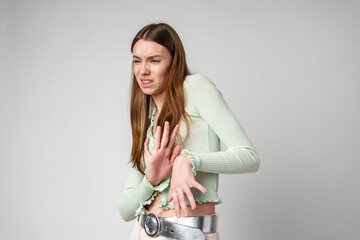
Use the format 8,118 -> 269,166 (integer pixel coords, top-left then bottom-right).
182,74 -> 260,174
118,166 -> 170,222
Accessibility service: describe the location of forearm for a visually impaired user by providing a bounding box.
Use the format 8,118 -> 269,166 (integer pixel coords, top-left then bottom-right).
181,146 -> 260,175
119,167 -> 171,221
119,176 -> 155,222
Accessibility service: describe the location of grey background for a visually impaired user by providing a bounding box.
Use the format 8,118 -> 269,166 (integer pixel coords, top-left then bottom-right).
1,0 -> 359,239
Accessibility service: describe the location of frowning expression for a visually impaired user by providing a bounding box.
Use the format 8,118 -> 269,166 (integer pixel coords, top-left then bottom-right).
132,39 -> 173,98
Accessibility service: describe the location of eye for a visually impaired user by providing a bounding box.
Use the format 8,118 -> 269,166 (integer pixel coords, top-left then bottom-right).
151,59 -> 160,63
133,60 -> 140,64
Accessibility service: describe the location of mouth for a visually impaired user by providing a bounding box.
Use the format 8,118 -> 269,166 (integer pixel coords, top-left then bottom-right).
140,78 -> 154,88
141,79 -> 153,84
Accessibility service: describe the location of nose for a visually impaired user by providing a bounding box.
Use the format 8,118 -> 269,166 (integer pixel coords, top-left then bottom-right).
140,62 -> 150,75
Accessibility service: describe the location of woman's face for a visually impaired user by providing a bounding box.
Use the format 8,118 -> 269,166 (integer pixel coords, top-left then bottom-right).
132,39 -> 172,99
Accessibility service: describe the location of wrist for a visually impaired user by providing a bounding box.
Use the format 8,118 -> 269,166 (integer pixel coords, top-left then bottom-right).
179,149 -> 198,176
183,152 -> 192,166
175,153 -> 192,167
145,173 -> 160,186
143,172 -> 171,192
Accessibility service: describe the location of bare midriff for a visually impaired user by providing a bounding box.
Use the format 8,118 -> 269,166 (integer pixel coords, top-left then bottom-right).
146,193 -> 215,218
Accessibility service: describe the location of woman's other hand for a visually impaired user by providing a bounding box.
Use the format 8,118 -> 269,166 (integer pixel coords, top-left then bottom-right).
145,121 -> 181,186
168,153 -> 207,218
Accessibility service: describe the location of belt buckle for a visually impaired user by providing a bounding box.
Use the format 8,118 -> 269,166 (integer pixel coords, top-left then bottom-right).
144,213 -> 161,237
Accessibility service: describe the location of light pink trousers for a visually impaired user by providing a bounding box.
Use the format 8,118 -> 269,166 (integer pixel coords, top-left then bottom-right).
130,213 -> 220,240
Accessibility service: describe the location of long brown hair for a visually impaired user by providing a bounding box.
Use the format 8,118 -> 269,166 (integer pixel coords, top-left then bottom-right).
129,23 -> 192,174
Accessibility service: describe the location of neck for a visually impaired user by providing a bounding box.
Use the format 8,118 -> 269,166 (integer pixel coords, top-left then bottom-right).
152,93 -> 164,113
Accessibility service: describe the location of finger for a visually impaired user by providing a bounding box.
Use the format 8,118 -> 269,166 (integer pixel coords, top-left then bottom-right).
167,124 -> 180,148
154,126 -> 161,150
168,190 -> 172,202
178,191 -> 189,218
168,189 -> 175,202
169,145 -> 181,165
144,138 -> 150,158
191,181 -> 207,194
160,121 -> 169,149
185,188 -> 197,210
172,194 -> 181,218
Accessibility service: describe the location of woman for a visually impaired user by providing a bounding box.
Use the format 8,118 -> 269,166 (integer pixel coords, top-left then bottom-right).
119,23 -> 260,240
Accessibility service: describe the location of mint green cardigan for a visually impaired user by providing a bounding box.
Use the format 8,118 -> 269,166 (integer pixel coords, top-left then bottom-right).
119,73 -> 260,221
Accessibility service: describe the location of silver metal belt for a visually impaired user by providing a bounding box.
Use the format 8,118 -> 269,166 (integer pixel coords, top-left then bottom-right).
137,212 -> 218,239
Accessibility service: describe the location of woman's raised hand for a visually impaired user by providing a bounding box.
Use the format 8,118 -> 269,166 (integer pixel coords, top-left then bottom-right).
168,153 -> 207,218
144,121 -> 181,186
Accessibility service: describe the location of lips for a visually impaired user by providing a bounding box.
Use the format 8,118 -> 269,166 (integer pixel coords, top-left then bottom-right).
140,79 -> 153,88
141,78 -> 153,83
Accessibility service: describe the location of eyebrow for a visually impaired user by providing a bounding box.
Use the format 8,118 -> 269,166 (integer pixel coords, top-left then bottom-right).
133,55 -> 163,59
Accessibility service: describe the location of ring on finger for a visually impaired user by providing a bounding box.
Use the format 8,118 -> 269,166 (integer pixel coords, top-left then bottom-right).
171,193 -> 178,198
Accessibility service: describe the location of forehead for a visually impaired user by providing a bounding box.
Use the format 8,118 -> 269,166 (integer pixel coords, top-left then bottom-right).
132,39 -> 170,58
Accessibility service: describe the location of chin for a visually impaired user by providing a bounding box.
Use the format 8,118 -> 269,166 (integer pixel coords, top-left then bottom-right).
141,89 -> 153,96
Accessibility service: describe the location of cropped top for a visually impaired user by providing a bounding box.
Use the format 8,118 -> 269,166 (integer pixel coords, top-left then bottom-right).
119,73 -> 260,222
